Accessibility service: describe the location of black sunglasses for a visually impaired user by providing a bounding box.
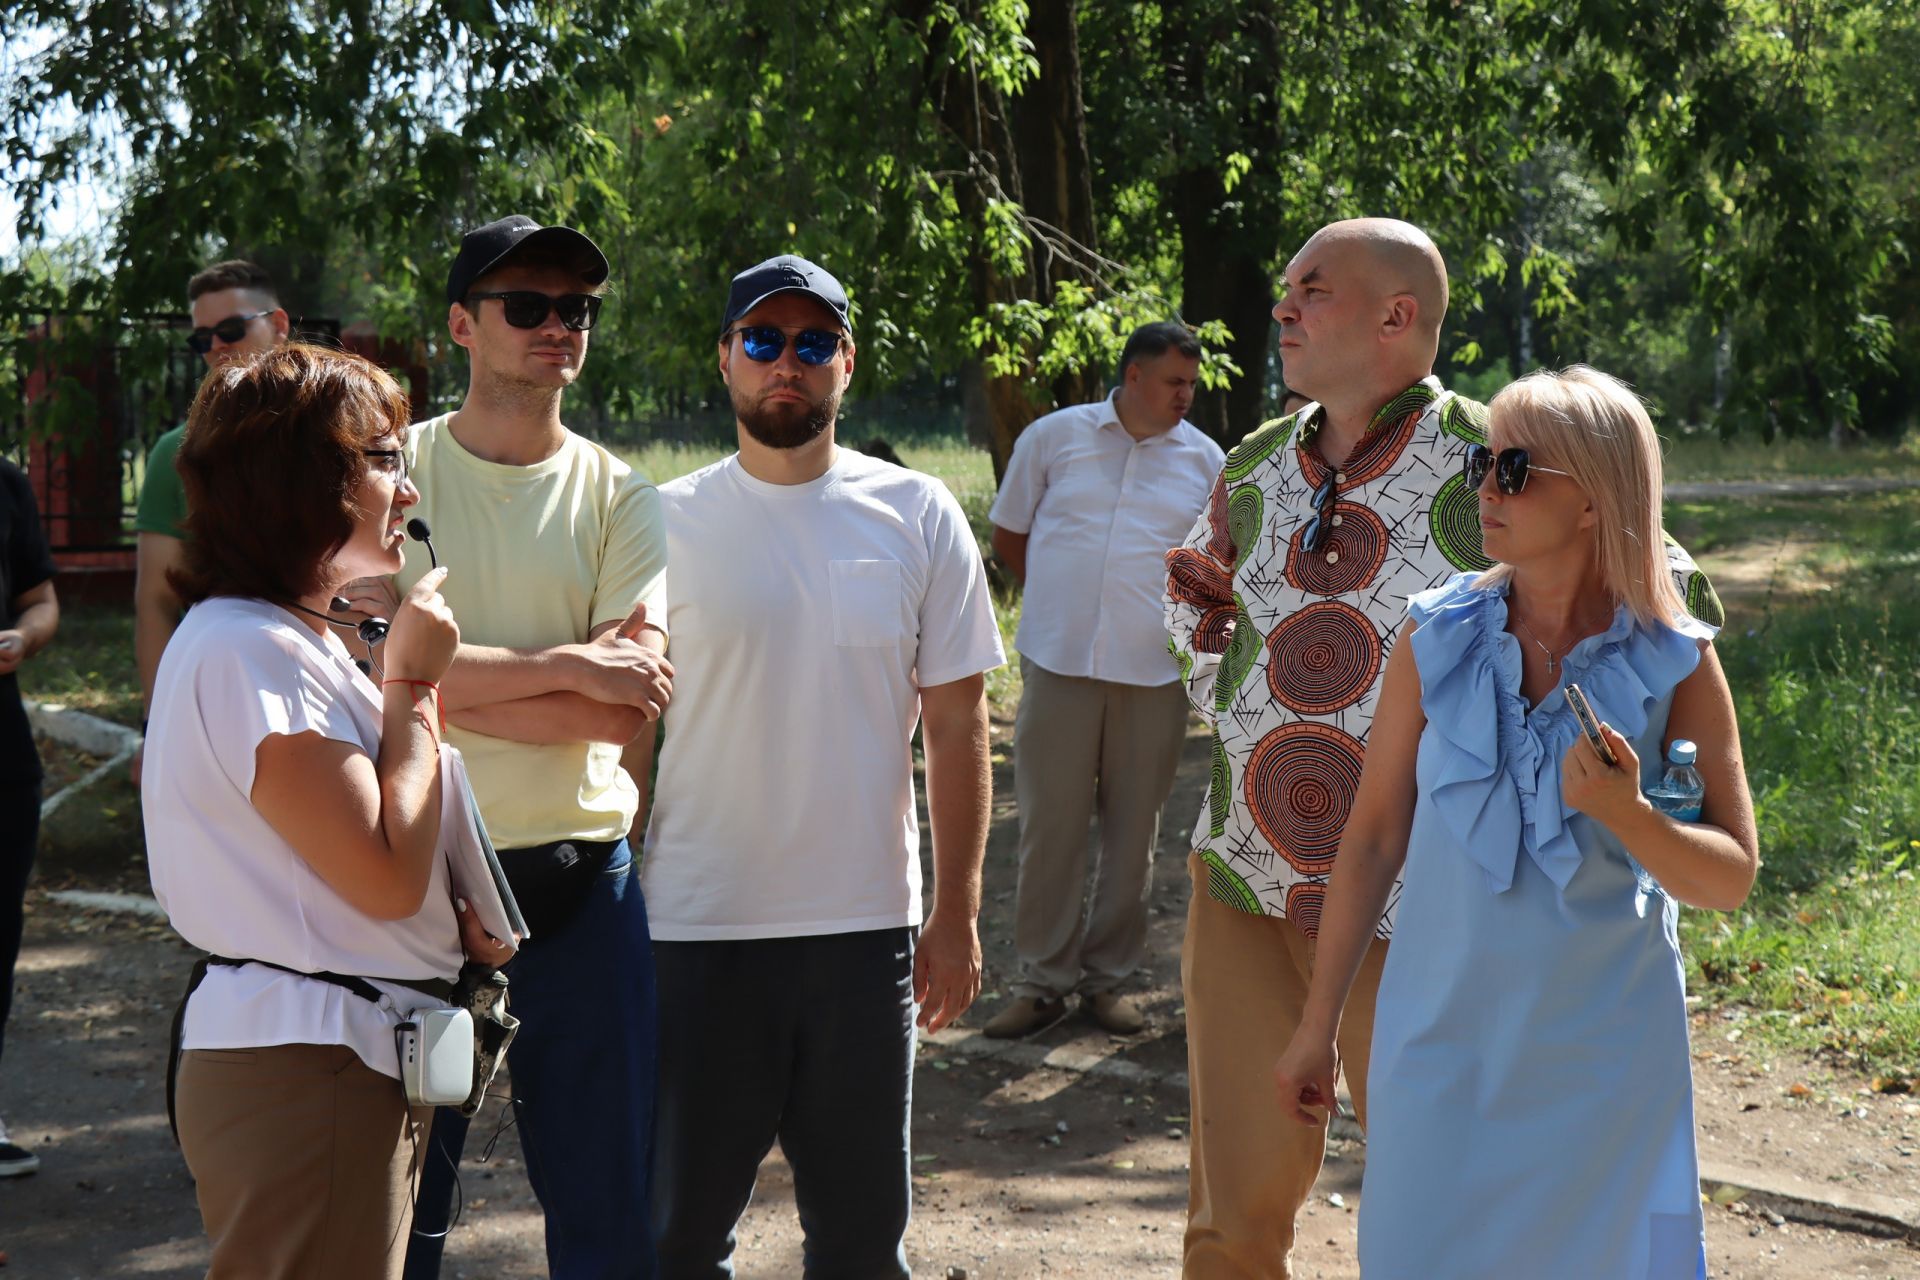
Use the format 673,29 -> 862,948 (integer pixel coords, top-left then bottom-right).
1300,472 -> 1340,553
467,290 -> 603,331
723,325 -> 846,366
1462,444 -> 1575,496
186,310 -> 274,355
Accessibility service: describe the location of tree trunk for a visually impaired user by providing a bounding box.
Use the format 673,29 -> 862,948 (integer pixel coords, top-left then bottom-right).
962,358 -> 1043,485
1011,0 -> 1102,413
908,0 -> 1100,474
1173,177 -> 1276,448
1158,2 -> 1289,449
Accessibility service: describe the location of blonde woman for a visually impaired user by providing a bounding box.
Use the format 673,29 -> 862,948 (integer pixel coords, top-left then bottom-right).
1273,366 -> 1758,1278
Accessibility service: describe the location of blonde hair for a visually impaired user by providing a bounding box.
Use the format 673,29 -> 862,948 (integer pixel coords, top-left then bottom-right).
1476,366 -> 1684,628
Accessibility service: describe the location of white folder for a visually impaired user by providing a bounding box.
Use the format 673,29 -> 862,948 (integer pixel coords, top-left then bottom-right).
440,745 -> 529,951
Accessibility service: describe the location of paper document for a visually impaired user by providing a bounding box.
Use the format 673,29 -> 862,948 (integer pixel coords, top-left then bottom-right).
441,746 -> 529,950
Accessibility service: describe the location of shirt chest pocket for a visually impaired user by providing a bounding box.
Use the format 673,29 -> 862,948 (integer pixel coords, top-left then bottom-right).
828,559 -> 911,647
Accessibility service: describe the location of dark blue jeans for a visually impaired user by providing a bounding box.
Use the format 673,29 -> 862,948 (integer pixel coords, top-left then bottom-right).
651,928 -> 916,1280
405,839 -> 657,1279
0,779 -> 39,1070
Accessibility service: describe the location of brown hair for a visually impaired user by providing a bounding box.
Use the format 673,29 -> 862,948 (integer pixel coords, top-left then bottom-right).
171,343 -> 411,606
187,259 -> 279,305
1118,321 -> 1202,377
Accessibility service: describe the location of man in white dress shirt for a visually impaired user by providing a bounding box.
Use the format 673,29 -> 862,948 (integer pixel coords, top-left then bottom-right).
984,322 -> 1225,1037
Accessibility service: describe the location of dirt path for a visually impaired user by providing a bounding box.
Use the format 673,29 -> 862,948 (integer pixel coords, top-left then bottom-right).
5,726 -> 1918,1277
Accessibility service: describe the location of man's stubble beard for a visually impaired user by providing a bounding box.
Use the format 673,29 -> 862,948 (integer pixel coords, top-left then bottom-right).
734,381 -> 840,450
476,358 -> 575,416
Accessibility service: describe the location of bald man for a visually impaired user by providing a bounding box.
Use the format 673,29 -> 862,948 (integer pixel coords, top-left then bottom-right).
1163,219 -> 1722,1277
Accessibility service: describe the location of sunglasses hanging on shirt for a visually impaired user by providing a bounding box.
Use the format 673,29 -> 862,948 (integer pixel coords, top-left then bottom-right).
1299,471 -> 1341,553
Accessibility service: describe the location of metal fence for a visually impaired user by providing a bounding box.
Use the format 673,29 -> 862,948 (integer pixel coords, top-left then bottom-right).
1,313 -> 340,554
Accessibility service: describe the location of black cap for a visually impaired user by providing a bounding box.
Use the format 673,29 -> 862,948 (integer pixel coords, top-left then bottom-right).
445,215 -> 610,305
721,255 -> 851,335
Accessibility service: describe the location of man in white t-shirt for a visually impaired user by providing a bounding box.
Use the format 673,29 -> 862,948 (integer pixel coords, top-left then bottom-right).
984,322 -> 1224,1039
645,255 -> 1004,1276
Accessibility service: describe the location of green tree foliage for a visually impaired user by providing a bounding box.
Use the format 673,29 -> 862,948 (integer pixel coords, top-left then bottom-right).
1,1 -> 669,444
1453,0 -> 1917,439
2,0 -> 1912,458
5,3 -> 665,312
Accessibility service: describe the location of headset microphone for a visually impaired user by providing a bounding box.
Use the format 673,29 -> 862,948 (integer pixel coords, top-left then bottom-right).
407,518 -> 438,570
290,601 -> 388,675
323,595 -> 387,642
299,520 -> 435,675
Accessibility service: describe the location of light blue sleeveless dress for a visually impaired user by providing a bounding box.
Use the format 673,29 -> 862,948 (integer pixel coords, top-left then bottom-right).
1358,574 -> 1718,1279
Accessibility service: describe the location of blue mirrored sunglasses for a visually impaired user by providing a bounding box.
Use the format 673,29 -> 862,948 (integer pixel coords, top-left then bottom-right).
724,325 -> 845,366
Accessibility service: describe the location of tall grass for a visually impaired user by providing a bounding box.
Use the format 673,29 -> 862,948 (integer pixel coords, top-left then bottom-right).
1683,586 -> 1920,1076
1727,611 -> 1920,892
1662,427 -> 1920,482
618,433 -> 996,518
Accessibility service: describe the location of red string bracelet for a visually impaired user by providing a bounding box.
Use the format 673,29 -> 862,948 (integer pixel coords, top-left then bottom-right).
382,678 -> 445,734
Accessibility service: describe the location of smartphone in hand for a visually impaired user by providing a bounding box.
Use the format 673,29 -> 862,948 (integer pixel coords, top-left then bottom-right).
1564,683 -> 1618,767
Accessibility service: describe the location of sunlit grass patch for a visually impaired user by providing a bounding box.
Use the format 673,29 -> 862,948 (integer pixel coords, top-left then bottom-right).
1684,597 -> 1920,1076
1666,489 -> 1920,629
1662,428 -> 1920,482
17,602 -> 139,727
1687,858 -> 1920,1081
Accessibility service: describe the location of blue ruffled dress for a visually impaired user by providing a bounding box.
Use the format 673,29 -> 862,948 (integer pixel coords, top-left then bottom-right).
1359,574 -> 1718,1280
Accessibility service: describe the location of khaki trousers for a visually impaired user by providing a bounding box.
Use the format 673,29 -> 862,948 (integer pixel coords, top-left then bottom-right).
1011,658 -> 1192,999
176,1042 -> 431,1280
1181,855 -> 1390,1279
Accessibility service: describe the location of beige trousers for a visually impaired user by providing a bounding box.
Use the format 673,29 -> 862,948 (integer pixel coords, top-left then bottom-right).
1010,657 -> 1192,999
1181,855 -> 1390,1279
176,1042 -> 431,1280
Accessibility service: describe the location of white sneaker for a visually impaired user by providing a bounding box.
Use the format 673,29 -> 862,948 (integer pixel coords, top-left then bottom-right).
0,1116 -> 41,1178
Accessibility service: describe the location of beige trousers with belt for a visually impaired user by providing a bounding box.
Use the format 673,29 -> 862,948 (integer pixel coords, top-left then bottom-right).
176,1042 -> 431,1279
1010,657 -> 1193,999
1181,855 -> 1391,1279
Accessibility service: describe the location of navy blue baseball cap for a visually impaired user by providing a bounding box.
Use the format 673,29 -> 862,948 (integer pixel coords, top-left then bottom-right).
721,255 -> 851,335
446,215 -> 609,305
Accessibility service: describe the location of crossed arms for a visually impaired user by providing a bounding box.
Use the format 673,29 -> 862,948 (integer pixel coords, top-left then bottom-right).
332,578 -> 673,747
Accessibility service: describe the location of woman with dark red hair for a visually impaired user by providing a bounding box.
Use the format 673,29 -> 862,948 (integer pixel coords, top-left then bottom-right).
143,343 -> 503,1278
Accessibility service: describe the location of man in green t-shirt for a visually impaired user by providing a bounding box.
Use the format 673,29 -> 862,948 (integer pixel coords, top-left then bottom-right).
132,260 -> 289,779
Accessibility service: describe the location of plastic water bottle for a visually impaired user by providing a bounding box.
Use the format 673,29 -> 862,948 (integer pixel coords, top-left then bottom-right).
1646,739 -> 1705,822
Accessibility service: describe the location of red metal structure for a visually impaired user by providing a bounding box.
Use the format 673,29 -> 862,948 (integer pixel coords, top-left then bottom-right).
7,315 -> 432,603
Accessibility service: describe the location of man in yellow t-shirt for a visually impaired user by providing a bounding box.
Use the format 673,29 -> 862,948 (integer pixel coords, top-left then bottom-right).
351,216 -> 672,1279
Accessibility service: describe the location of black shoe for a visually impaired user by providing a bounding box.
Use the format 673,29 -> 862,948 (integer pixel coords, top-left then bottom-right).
0,1123 -> 39,1178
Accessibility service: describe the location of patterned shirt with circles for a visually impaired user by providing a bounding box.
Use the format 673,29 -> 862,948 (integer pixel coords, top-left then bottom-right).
1162,376 -> 1724,936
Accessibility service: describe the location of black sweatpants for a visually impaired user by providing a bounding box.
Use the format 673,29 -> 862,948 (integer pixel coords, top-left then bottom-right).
651,927 -> 917,1280
0,779 -> 40,1070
